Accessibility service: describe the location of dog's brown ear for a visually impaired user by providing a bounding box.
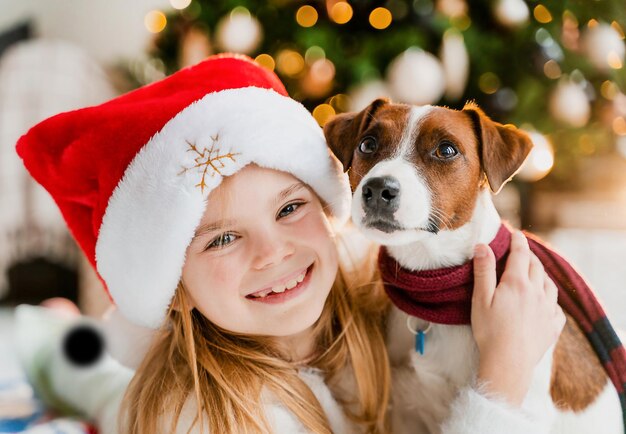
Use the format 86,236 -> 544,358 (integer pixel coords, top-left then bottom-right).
323,98 -> 389,171
463,103 -> 533,194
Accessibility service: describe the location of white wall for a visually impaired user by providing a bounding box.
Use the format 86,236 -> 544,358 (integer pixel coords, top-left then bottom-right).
0,0 -> 173,65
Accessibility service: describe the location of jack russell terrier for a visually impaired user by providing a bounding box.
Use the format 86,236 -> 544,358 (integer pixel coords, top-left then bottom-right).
324,99 -> 626,434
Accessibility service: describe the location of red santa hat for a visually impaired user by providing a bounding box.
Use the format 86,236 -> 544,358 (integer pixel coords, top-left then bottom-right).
16,54 -> 350,329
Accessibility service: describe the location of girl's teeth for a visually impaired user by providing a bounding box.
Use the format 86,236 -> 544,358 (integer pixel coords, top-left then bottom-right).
252,269 -> 308,298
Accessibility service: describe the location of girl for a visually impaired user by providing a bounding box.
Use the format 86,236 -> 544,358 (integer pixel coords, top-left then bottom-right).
16,54 -> 564,433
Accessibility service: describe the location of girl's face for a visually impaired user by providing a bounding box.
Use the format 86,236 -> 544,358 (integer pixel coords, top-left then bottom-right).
181,165 -> 339,337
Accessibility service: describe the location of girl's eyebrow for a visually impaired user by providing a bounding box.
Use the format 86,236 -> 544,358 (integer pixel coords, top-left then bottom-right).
274,182 -> 306,206
193,219 -> 236,239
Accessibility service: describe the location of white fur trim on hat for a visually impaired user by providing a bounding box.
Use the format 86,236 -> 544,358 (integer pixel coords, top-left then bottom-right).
95,87 -> 350,328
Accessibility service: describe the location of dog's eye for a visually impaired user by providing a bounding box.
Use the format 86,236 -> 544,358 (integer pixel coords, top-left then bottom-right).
358,137 -> 378,155
434,142 -> 459,159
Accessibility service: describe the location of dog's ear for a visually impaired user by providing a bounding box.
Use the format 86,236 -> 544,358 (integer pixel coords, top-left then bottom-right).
323,98 -> 389,171
463,103 -> 533,194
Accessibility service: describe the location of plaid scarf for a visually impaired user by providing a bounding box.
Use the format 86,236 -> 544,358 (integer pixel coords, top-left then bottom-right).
379,223 -> 626,427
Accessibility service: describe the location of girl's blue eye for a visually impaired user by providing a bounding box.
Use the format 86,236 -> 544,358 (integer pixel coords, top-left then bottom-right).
278,202 -> 305,219
205,233 -> 237,250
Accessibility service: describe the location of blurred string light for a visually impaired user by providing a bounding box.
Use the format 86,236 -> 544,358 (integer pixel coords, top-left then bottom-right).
145,10 -> 167,33
544,60 -> 562,79
561,11 -> 580,51
169,0 -> 191,10
533,5 -> 552,24
310,58 -> 335,82
329,2 -> 353,24
601,81 -> 619,100
301,58 -> 336,98
478,72 -> 500,94
305,46 -> 326,65
369,7 -> 393,30
329,94 -> 350,112
277,50 -> 305,77
296,5 -> 318,27
535,28 -> 564,62
255,54 -> 275,71
312,104 -> 335,126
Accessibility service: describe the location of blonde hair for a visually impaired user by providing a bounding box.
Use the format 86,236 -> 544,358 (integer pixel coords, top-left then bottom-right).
121,180 -> 390,433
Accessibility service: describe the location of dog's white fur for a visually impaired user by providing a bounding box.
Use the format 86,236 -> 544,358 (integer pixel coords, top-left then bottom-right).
353,107 -> 624,434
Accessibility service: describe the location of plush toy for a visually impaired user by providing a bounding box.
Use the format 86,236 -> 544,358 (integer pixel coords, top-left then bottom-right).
14,304 -> 133,434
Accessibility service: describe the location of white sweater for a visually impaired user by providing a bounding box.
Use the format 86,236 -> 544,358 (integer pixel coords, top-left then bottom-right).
16,305 -> 553,434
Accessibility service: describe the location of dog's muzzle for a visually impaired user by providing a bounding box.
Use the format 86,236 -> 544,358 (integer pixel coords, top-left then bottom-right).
361,176 -> 403,232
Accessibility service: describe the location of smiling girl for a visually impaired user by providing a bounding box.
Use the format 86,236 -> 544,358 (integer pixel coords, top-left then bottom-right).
16,54 -> 563,434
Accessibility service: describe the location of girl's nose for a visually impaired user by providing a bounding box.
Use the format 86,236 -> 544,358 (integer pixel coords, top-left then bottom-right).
251,231 -> 295,270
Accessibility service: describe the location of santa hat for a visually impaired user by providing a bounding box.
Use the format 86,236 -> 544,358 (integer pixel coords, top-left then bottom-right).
16,54 -> 351,329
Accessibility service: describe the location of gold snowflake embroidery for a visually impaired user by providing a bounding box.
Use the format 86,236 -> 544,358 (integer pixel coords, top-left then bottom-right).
178,134 -> 240,193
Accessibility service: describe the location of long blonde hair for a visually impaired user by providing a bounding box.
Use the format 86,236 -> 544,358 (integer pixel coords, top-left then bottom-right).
121,219 -> 390,434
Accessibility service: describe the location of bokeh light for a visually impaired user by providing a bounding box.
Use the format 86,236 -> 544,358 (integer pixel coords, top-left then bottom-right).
478,72 -> 500,94
544,60 -> 562,79
170,0 -> 192,10
277,50 -> 305,77
145,10 -> 167,33
296,5 -> 318,27
369,7 -> 393,30
613,117 -> 626,136
533,5 -> 552,24
330,2 -> 353,24
312,104 -> 336,126
255,54 -> 275,71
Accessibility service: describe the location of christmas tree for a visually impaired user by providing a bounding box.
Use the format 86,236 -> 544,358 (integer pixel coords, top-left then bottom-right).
136,0 -> 626,189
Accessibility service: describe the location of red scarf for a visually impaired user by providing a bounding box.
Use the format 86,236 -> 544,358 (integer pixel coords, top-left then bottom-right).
379,224 -> 512,325
379,223 -> 626,428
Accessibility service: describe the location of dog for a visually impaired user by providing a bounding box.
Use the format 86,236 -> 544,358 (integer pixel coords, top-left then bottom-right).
324,99 -> 624,434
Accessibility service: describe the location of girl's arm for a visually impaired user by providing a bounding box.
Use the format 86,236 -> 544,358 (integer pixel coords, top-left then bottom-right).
441,230 -> 565,434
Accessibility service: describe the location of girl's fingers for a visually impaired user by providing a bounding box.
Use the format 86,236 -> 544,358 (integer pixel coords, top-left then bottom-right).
501,231 -> 531,284
544,274 -> 559,309
472,244 -> 497,306
528,253 -> 544,291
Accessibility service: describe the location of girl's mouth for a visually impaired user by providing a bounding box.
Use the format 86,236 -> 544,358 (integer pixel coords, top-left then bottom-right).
246,264 -> 314,304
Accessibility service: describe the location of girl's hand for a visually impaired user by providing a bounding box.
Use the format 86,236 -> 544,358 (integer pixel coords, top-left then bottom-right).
471,230 -> 566,407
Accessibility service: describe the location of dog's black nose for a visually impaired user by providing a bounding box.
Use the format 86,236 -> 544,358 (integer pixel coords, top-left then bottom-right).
362,176 -> 400,212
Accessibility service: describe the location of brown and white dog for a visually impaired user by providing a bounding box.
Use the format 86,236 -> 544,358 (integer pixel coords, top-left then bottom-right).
324,99 -> 623,434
